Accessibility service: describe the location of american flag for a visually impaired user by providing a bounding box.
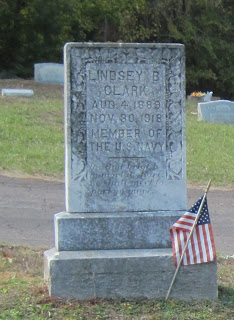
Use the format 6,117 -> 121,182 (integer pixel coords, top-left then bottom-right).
170,196 -> 216,267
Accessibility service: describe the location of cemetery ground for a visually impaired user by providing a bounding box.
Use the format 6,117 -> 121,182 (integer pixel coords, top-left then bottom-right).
0,246 -> 234,320
0,79 -> 234,319
0,79 -> 233,186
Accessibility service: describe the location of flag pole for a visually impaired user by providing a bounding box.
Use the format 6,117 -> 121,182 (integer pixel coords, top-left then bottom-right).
165,179 -> 212,301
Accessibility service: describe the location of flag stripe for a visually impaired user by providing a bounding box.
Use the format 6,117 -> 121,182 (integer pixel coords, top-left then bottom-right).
173,221 -> 193,228
206,225 -> 214,260
171,229 -> 180,266
172,224 -> 192,232
184,232 -> 191,265
193,229 -> 201,264
187,236 -> 194,264
208,224 -> 216,260
203,224 -> 210,261
170,229 -> 178,266
196,225 -> 204,263
183,232 -> 188,265
200,225 -> 208,262
179,232 -> 186,265
190,232 -> 197,264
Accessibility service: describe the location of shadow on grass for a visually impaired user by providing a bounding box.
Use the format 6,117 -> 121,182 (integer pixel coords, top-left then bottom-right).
218,285 -> 234,305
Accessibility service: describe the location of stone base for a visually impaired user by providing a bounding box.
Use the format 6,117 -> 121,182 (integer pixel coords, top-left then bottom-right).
44,248 -> 218,300
55,211 -> 184,251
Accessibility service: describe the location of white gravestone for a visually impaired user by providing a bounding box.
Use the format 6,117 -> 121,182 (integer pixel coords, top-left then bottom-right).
34,63 -> 64,85
1,88 -> 34,97
198,100 -> 234,124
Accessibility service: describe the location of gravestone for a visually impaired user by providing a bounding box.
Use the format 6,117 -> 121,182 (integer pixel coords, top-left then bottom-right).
44,43 -> 217,300
34,63 -> 64,85
202,91 -> 213,102
198,100 -> 234,124
1,88 -> 34,97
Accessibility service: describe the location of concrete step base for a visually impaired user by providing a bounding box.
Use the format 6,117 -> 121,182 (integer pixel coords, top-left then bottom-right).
44,248 -> 217,300
55,211 -> 184,251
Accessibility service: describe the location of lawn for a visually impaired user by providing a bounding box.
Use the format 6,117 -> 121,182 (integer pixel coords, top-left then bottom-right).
0,245 -> 234,320
186,100 -> 234,187
0,80 -> 64,180
0,79 -> 233,187
0,81 -> 234,318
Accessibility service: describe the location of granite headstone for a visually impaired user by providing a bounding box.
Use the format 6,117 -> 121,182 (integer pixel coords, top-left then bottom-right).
65,43 -> 186,213
44,43 -> 217,301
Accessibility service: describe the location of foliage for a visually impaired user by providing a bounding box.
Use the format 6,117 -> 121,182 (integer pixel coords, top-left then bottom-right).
0,0 -> 234,97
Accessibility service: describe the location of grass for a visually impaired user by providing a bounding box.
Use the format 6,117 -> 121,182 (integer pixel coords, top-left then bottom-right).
186,100 -> 234,187
0,245 -> 234,320
0,81 -> 233,317
0,79 -> 233,187
0,100 -> 64,176
0,81 -> 64,179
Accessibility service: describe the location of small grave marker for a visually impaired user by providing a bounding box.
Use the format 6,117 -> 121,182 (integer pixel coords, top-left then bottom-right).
1,88 -> 34,97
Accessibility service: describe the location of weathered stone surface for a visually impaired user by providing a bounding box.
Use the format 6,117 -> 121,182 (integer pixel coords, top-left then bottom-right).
55,211 -> 184,251
44,248 -> 218,300
65,43 -> 186,213
44,42 -> 217,302
34,63 -> 64,84
198,100 -> 234,124
1,88 -> 34,97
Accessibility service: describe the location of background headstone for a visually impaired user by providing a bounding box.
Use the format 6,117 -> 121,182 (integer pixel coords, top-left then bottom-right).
34,63 -> 64,85
198,100 -> 234,124
2,88 -> 34,97
202,91 -> 213,102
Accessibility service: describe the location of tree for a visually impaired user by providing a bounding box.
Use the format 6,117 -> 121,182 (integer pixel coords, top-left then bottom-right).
0,0 -> 26,75
0,0 -> 234,98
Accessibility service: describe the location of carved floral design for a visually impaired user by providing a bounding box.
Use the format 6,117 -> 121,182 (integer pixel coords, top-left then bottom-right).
68,45 -> 185,181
